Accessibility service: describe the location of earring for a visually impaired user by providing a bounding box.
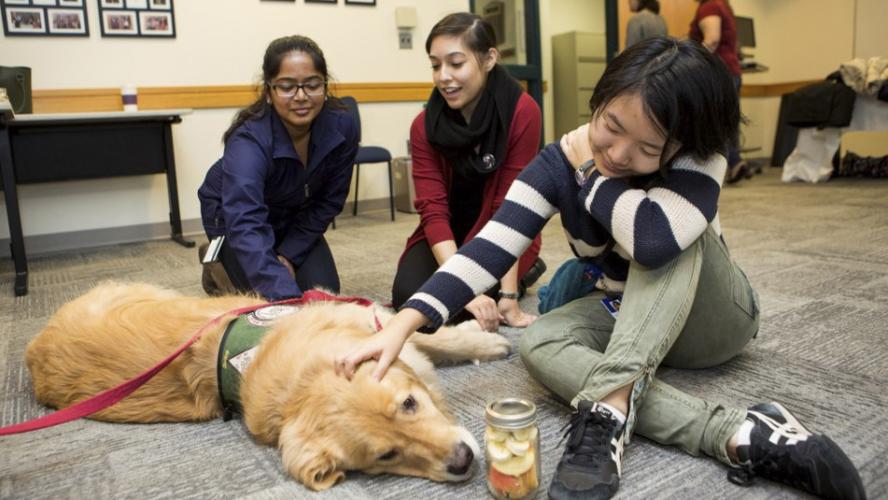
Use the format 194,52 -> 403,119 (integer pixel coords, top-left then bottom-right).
324,95 -> 328,102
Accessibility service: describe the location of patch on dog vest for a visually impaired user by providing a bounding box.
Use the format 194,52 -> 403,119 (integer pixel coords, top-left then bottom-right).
217,304 -> 300,420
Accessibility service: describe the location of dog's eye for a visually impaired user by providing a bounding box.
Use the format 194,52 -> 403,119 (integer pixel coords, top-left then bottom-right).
401,395 -> 417,413
378,449 -> 399,461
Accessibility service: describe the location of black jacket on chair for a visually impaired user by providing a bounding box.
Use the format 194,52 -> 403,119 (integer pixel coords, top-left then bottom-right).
784,72 -> 856,129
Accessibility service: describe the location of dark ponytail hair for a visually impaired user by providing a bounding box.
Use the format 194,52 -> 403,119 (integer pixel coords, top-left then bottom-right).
223,35 -> 341,144
638,0 -> 660,14
589,36 -> 742,172
425,12 -> 497,61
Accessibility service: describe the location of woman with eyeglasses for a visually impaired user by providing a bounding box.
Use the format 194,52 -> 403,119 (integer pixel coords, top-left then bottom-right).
198,35 -> 358,300
390,12 -> 545,332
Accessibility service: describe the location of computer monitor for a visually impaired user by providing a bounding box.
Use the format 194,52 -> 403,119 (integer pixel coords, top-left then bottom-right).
735,16 -> 755,48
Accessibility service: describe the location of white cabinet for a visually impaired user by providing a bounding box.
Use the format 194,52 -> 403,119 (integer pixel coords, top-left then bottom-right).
552,31 -> 607,138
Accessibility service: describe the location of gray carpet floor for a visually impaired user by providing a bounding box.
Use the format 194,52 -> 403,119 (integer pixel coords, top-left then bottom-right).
1,167 -> 886,499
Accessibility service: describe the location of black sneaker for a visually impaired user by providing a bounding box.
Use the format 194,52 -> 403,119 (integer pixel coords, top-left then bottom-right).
728,402 -> 866,500
549,401 -> 625,500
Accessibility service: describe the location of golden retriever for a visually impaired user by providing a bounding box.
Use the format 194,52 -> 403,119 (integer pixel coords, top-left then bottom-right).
25,282 -> 511,490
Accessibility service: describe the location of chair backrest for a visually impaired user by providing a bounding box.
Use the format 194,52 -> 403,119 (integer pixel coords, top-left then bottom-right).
340,95 -> 362,143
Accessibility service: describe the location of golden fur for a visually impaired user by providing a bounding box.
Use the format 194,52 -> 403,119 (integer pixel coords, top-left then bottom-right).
26,282 -> 511,490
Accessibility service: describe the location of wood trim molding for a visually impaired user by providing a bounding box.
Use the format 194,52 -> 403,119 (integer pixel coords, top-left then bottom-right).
31,79 -> 800,113
32,82 -> 436,113
740,80 -> 818,98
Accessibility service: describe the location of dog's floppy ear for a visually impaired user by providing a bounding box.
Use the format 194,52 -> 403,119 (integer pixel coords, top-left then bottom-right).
279,418 -> 344,490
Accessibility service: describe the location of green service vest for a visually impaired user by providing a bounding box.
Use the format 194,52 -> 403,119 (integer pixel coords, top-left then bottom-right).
216,305 -> 301,420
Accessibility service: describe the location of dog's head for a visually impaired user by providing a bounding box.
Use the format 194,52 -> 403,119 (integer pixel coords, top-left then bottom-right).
275,357 -> 480,490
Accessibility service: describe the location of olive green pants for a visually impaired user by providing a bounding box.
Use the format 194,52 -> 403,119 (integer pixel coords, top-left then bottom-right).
519,228 -> 759,465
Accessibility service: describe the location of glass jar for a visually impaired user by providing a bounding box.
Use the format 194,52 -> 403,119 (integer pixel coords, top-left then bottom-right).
485,398 -> 541,499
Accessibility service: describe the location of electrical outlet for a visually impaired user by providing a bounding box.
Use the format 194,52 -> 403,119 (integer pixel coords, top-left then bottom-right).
399,30 -> 412,49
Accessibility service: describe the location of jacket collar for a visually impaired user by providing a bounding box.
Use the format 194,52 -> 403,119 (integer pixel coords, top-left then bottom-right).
269,105 -> 346,170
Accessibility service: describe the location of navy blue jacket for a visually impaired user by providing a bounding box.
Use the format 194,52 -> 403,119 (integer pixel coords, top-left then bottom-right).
198,105 -> 358,300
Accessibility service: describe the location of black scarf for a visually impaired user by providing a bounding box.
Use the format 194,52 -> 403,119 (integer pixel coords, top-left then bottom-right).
425,64 -> 524,177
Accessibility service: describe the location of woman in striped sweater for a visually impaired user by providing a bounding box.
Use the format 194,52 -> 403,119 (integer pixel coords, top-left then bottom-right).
336,37 -> 864,500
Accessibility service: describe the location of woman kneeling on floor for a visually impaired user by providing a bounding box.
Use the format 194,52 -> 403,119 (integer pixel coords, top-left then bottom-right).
198,35 -> 358,300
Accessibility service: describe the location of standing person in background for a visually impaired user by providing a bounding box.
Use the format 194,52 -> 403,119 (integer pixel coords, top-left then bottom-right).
198,35 -> 358,300
391,12 -> 545,332
690,0 -> 748,183
625,0 -> 667,48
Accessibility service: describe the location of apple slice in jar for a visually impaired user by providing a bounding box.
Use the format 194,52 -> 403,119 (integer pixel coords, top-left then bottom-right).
492,449 -> 535,476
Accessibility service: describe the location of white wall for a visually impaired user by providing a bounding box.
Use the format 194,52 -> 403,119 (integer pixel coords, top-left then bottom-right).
731,0 -> 886,158
0,0 -> 468,240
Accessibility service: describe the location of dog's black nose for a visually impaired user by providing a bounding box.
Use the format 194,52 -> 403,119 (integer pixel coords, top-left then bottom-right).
446,441 -> 474,476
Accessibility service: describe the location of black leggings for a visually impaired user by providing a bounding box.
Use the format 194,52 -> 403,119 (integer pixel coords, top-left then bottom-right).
219,236 -> 340,294
391,240 -> 499,324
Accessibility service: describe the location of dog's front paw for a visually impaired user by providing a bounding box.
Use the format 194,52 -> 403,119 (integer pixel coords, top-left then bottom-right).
470,333 -> 511,362
454,319 -> 483,333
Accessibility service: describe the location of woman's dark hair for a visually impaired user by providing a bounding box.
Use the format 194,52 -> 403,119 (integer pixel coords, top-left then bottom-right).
223,35 -> 341,143
589,36 -> 741,172
638,0 -> 660,14
425,12 -> 497,58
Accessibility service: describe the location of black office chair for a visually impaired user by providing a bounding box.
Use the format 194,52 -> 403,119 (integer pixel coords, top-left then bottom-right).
340,96 -> 394,221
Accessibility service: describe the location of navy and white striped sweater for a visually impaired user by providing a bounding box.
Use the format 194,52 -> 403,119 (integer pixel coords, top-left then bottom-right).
404,143 -> 727,331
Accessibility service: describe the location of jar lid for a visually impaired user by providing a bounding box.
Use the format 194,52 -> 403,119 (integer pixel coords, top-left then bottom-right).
486,398 -> 537,429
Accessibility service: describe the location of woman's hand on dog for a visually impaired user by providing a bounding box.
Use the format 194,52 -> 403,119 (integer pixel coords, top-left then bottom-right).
335,308 -> 427,381
465,295 -> 502,332
498,298 -> 538,328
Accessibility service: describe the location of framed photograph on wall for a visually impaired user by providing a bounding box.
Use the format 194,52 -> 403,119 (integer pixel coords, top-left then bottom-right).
344,0 -> 375,5
1,0 -> 88,36
305,0 -> 336,3
98,0 -> 174,37
100,9 -> 135,35
138,10 -> 171,36
47,7 -> 85,33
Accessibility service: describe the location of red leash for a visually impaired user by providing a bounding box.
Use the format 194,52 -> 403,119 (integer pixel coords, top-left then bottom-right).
0,290 -> 376,436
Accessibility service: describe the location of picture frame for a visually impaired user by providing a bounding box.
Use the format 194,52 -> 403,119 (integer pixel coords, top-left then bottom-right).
305,0 -> 336,3
344,0 -> 375,5
1,0 -> 89,36
138,10 -> 172,36
98,0 -> 174,37
100,9 -> 135,35
3,6 -> 45,33
47,7 -> 86,34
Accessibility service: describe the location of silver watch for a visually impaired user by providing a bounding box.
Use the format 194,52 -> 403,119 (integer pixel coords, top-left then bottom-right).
575,159 -> 596,186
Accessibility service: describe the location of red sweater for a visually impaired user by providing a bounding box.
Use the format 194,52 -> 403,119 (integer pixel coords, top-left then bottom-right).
402,92 -> 543,278
689,0 -> 741,77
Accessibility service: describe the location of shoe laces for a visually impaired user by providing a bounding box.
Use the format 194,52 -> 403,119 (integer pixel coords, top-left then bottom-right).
728,440 -> 812,491
558,405 -> 615,467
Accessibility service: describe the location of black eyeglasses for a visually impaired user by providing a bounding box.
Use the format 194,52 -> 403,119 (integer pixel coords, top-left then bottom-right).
270,78 -> 326,99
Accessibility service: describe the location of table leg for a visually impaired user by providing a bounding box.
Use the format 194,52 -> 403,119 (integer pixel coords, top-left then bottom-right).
162,122 -> 194,248
0,126 -> 28,296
